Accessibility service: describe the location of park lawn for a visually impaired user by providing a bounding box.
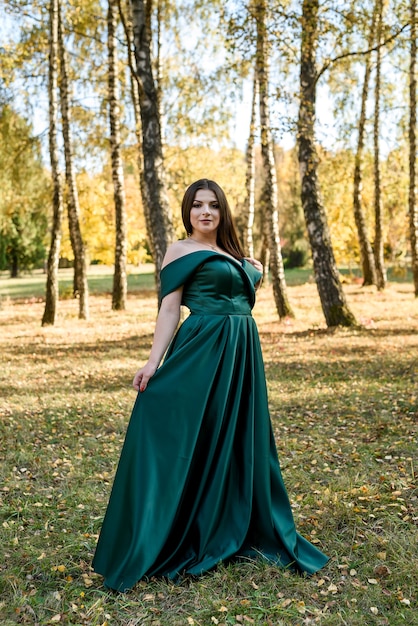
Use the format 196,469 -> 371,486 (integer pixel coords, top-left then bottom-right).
0,264 -> 413,300
0,265 -> 156,301
0,278 -> 417,625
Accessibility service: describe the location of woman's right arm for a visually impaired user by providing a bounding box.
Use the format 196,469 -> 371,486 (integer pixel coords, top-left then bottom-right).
133,286 -> 183,392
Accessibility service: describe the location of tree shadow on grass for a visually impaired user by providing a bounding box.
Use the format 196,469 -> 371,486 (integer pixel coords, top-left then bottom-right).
275,326 -> 418,339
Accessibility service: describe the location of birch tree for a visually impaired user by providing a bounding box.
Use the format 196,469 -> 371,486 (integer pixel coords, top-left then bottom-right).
353,3 -> 378,286
373,0 -> 387,290
42,0 -> 63,326
255,0 -> 294,318
409,0 -> 418,296
243,71 -> 257,259
108,0 -> 128,310
130,0 -> 173,286
58,0 -> 89,319
297,0 -> 356,327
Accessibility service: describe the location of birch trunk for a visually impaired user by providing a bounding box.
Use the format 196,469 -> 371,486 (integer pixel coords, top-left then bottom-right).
57,0 -> 89,319
42,0 -> 63,326
353,4 -> 378,286
255,0 -> 294,318
108,0 -> 128,310
409,0 -> 418,296
260,237 -> 270,284
373,0 -> 387,290
298,0 -> 356,327
243,71 -> 257,259
130,0 -> 174,288
117,0 -> 151,250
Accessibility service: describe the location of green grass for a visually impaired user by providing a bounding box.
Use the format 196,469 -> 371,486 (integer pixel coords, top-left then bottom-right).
0,264 -> 413,301
0,279 -> 417,625
0,265 -> 156,300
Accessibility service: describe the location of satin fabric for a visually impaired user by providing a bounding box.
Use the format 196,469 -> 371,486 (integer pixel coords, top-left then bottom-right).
92,251 -> 328,591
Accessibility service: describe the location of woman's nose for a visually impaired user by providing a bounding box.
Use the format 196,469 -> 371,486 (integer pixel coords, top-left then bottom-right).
202,204 -> 211,214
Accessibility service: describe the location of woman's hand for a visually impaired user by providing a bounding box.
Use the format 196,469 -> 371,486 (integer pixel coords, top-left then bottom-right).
245,257 -> 263,273
133,361 -> 158,393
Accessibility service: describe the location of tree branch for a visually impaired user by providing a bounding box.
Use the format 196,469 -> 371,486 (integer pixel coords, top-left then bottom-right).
316,21 -> 411,84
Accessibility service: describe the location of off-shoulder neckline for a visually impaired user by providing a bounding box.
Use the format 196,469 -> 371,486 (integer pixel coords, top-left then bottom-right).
161,250 -> 245,272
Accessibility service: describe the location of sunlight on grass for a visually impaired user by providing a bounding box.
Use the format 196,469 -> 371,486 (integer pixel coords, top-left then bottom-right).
0,278 -> 417,625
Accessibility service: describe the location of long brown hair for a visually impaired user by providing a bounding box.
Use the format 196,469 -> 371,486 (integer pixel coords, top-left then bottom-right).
181,179 -> 245,260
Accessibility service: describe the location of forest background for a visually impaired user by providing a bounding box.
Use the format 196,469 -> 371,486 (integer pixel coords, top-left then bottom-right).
0,0 -> 416,322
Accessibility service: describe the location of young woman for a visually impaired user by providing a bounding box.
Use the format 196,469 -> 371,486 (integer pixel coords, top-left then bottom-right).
92,179 -> 328,591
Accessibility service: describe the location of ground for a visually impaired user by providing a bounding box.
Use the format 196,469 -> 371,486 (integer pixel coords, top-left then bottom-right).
0,268 -> 417,625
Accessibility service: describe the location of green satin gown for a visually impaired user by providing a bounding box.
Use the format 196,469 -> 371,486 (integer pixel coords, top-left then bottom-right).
92,251 -> 328,591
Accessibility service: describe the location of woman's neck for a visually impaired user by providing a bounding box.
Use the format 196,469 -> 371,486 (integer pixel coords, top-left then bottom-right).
188,236 -> 219,250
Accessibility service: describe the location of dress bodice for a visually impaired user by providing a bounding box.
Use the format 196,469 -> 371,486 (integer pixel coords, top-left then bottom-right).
183,258 -> 252,316
160,251 -> 262,315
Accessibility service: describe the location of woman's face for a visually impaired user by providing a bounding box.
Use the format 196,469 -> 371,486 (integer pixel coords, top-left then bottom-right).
190,189 -> 221,237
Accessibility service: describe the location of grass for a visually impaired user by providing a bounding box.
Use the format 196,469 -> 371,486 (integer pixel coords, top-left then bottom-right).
0,265 -> 156,301
0,264 -> 412,300
0,270 -> 417,625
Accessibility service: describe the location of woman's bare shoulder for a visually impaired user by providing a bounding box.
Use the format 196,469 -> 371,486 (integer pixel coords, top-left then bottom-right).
161,240 -> 193,269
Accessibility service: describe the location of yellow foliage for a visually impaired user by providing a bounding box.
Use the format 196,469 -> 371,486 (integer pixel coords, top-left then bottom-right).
60,168 -> 148,265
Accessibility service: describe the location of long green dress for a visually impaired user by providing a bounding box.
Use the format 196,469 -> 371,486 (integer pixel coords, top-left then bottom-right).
92,251 -> 328,591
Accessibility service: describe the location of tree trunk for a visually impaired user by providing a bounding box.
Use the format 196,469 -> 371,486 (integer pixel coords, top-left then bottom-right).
156,0 -> 163,140
255,0 -> 294,319
118,0 -> 153,266
108,0 -> 128,311
57,0 -> 89,319
42,0 -> 64,327
243,70 -> 257,259
373,0 -> 387,290
353,3 -> 378,287
298,0 -> 356,327
10,251 -> 18,278
260,234 -> 270,284
409,0 -> 418,296
130,0 -> 174,289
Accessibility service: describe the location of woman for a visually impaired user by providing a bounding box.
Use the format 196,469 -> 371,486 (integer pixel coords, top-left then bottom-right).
92,179 -> 328,591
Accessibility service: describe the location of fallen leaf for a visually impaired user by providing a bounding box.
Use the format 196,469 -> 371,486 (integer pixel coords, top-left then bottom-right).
82,574 -> 93,587
296,601 -> 306,614
374,565 -> 390,577
143,594 -> 155,601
